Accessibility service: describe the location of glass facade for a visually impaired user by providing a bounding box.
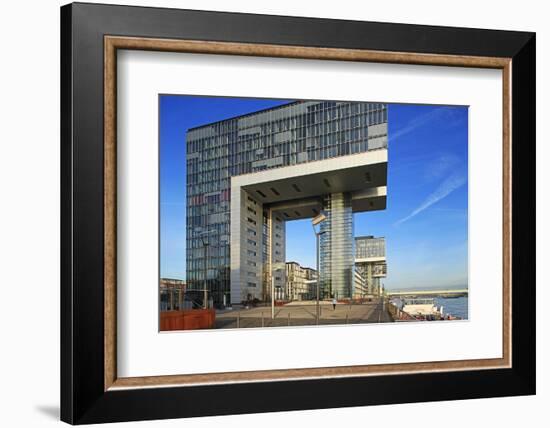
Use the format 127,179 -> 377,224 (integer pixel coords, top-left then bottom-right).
354,236 -> 387,296
186,100 -> 388,305
355,236 -> 386,259
320,193 -> 354,299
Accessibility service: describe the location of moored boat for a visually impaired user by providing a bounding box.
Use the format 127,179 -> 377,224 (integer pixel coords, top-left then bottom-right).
400,297 -> 443,321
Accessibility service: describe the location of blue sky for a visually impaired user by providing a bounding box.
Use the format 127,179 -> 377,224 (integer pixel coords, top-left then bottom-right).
160,96 -> 468,290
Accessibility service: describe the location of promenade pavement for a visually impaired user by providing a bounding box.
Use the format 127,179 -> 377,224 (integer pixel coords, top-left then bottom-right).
214,298 -> 393,329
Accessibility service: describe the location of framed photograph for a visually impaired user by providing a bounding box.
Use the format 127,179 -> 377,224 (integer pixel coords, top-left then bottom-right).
61,2 -> 535,424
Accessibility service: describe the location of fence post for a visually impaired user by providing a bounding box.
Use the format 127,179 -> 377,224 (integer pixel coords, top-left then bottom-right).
288,312 -> 291,326
346,314 -> 349,324
316,307 -> 319,325
237,311 -> 240,328
262,312 -> 264,328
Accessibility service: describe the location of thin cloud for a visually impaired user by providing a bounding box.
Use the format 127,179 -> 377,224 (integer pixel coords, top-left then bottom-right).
424,153 -> 460,181
390,107 -> 446,142
390,106 -> 465,143
394,171 -> 466,226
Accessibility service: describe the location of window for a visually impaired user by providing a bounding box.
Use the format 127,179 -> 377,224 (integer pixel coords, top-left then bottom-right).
247,282 -> 256,287
247,250 -> 256,257
247,239 -> 257,246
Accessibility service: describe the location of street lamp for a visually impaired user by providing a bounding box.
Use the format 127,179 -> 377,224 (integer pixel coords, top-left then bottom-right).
198,229 -> 215,309
312,211 -> 327,324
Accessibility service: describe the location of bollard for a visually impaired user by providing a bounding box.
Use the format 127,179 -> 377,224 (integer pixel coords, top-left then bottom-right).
237,311 -> 240,328
262,312 -> 264,328
346,314 -> 349,324
288,312 -> 291,326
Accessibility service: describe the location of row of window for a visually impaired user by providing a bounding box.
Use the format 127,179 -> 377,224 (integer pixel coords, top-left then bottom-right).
185,132 -> 386,194
188,114 -> 385,162
355,238 -> 386,258
187,101 -> 387,151
187,125 -> 384,176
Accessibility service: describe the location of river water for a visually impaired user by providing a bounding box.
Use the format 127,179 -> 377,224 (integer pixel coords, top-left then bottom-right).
435,296 -> 468,320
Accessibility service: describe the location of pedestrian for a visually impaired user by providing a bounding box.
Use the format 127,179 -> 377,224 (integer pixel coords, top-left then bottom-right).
332,297 -> 337,311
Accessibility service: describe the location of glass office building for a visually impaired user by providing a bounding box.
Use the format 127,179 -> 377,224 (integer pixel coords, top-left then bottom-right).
186,100 -> 388,306
354,236 -> 387,296
319,193 -> 354,299
355,236 -> 386,259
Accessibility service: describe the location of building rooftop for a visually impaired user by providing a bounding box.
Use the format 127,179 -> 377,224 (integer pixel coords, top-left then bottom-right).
187,98 -> 385,132
286,261 -> 317,271
187,100 -> 300,132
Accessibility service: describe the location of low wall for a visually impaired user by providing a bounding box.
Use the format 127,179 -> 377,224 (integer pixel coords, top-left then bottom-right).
387,301 -> 416,321
160,309 -> 216,331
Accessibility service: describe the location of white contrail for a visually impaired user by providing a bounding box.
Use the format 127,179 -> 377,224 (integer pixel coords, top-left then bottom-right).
390,107 -> 446,142
395,172 -> 466,226
390,106 -> 465,143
